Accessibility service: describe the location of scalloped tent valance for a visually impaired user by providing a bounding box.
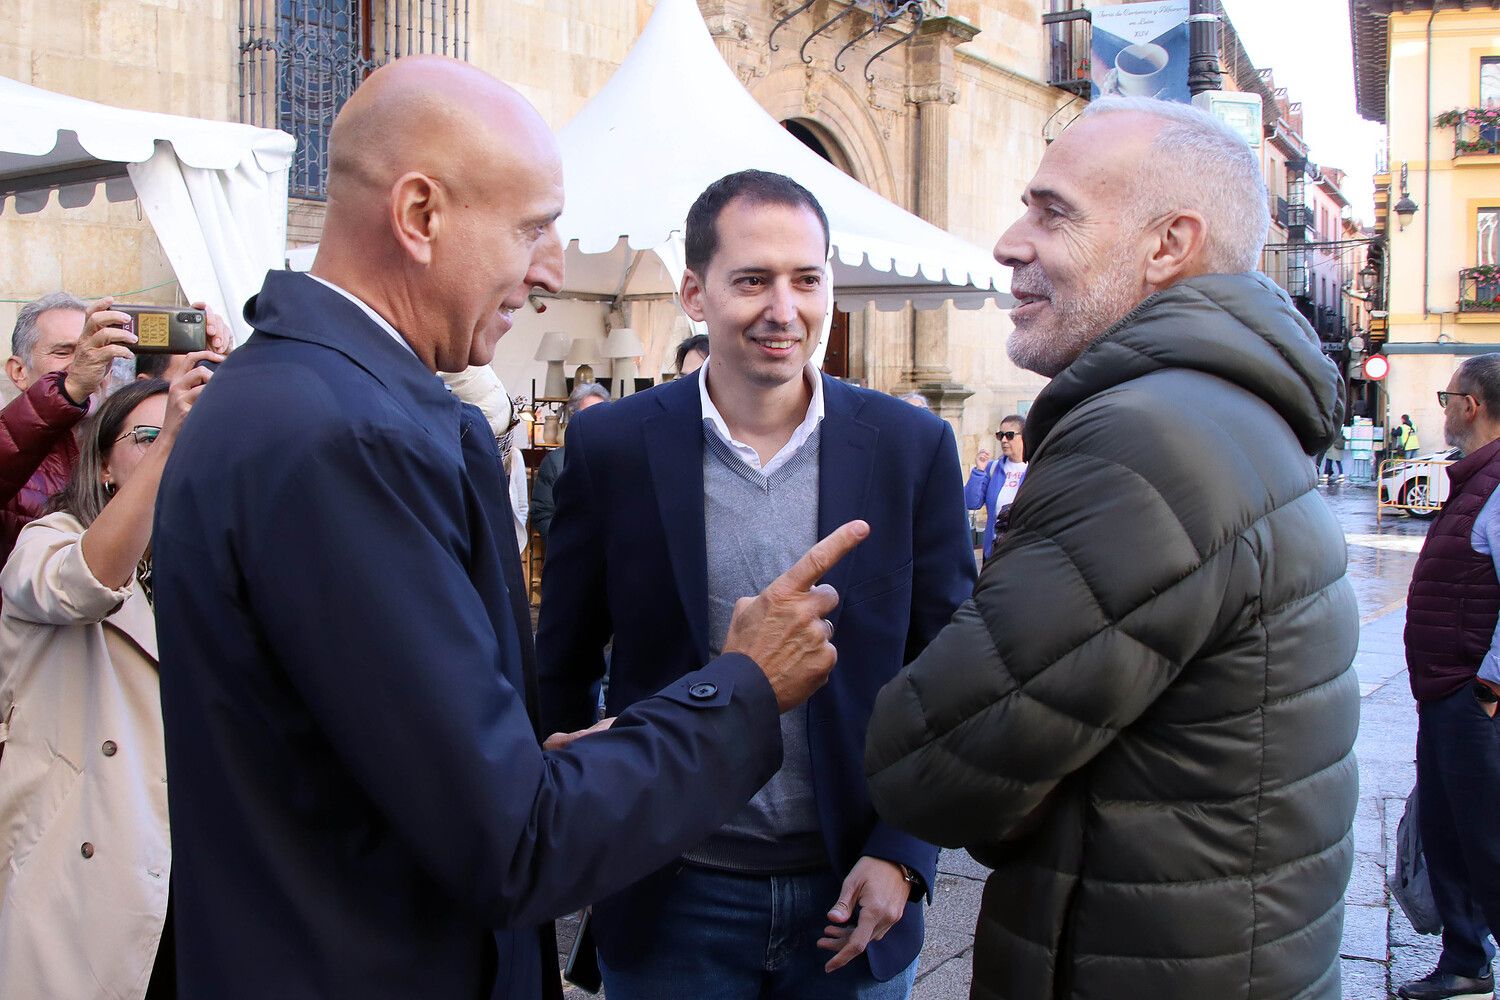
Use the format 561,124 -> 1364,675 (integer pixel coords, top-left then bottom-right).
1,75 -> 296,343
553,0 -> 1010,313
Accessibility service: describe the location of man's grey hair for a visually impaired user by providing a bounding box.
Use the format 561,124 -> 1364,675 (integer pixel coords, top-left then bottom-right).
1457,353 -> 1500,416
11,292 -> 87,366
563,381 -> 610,422
1081,97 -> 1270,274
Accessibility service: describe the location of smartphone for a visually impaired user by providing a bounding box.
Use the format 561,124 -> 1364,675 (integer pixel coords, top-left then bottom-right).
562,910 -> 601,993
117,305 -> 207,355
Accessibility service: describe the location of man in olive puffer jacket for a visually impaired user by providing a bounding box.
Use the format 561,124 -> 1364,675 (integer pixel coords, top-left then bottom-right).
866,98 -> 1360,999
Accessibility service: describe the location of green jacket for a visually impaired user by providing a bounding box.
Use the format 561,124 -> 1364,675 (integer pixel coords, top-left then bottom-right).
866,273 -> 1359,1000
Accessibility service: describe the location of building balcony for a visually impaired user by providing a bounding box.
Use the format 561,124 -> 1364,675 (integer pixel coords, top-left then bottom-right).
1435,109 -> 1500,158
1274,197 -> 1312,232
1457,122 -> 1500,156
1459,267 -> 1500,313
1042,8 -> 1091,97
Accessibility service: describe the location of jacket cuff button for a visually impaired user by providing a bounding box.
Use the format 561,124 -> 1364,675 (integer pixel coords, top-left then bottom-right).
688,682 -> 718,700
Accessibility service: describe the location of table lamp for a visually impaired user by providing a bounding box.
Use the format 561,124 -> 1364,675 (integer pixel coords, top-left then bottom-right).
601,328 -> 645,398
566,337 -> 598,385
534,332 -> 571,399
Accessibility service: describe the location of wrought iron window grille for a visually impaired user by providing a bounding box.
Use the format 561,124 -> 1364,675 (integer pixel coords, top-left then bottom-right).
239,0 -> 470,200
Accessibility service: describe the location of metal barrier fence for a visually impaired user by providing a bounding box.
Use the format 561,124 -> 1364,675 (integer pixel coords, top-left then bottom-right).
1376,457 -> 1454,524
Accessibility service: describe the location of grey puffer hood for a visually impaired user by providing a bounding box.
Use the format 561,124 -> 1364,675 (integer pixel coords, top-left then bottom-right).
1024,271 -> 1345,457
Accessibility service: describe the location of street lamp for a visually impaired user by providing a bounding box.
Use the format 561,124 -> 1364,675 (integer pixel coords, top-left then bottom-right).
1395,162 -> 1419,231
1359,263 -> 1378,293
1394,195 -> 1419,230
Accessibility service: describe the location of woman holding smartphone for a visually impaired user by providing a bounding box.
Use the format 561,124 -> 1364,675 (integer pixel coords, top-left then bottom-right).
0,361 -> 214,1000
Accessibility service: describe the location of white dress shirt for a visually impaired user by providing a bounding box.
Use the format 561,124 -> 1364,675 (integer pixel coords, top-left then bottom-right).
307,274 -> 418,360
698,356 -> 825,477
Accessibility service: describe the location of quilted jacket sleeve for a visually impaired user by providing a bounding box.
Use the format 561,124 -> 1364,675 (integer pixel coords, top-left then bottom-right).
864,394 -> 1244,849
0,372 -> 87,507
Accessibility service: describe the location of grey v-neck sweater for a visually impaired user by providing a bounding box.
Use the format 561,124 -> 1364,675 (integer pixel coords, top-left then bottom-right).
682,427 -> 826,873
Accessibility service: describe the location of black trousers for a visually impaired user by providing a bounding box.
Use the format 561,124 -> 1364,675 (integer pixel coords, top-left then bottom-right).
144,889 -> 175,1000
1417,685 -> 1500,976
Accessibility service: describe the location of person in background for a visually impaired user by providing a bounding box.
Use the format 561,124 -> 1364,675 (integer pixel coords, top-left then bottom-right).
530,381 -> 610,543
1,294 -> 229,563
1322,425 -> 1346,484
1401,413 -> 1422,459
896,392 -> 929,410
964,414 -> 1027,560
1395,355 -> 1500,1000
0,364 -> 214,1000
442,364 -> 531,553
675,332 -> 709,375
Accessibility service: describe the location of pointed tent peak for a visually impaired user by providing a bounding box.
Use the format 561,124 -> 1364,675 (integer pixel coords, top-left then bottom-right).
555,0 -> 1009,298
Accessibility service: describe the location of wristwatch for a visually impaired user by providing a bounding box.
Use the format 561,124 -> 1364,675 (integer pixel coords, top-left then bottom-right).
896,863 -> 926,902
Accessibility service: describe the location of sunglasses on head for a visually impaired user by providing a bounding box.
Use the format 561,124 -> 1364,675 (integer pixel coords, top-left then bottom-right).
996,430 -> 1021,441
114,425 -> 162,446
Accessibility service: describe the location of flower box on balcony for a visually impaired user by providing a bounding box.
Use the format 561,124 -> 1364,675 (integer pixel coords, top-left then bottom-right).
1436,108 -> 1500,156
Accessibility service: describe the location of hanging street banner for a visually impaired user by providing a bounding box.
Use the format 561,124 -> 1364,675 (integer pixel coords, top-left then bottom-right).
1090,0 -> 1191,105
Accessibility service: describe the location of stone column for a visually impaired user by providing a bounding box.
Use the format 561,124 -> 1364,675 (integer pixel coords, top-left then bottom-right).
903,15 -> 980,423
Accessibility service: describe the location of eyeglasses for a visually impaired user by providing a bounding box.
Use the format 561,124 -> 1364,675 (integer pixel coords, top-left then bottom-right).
114,425 -> 161,446
996,430 -> 1021,441
1437,391 -> 1473,408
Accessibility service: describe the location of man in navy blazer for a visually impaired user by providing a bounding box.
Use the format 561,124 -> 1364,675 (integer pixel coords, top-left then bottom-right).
537,171 -> 976,998
152,62 -> 867,1000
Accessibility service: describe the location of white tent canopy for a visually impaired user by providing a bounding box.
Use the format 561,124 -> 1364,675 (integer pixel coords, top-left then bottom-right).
553,0 -> 1010,315
287,0 -> 1011,392
1,76 -> 296,343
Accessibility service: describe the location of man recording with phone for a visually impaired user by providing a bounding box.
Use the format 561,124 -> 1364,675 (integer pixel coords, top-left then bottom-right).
1,294 -> 228,563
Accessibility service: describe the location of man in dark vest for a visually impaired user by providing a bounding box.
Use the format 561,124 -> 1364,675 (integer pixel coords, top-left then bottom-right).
1399,353 -> 1500,1000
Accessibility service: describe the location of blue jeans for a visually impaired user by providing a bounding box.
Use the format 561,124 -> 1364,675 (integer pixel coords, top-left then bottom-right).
1417,685 -> 1500,976
597,865 -> 917,1000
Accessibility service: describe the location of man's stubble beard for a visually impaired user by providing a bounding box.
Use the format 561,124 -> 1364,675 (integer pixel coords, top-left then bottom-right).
1005,254 -> 1143,379
1444,407 -> 1471,453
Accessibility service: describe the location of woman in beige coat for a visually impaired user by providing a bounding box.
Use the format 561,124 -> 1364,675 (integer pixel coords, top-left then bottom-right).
0,363 -> 213,1000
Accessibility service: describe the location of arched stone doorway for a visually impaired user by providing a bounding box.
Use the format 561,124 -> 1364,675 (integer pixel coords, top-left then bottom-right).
780,116 -> 854,378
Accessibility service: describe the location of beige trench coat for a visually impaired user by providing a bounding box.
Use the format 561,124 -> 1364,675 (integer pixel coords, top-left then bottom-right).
0,511 -> 168,1000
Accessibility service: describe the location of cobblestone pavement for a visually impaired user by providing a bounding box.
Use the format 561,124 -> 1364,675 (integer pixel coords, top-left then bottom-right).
561,482 -> 1446,1000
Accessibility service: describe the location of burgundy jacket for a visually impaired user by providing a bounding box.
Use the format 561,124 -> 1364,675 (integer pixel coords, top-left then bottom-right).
0,371 -> 86,565
1405,436 -> 1500,701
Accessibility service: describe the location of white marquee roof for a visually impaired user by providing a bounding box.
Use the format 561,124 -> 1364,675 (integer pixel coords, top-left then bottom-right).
554,0 -> 1011,312
0,75 -> 295,344
0,75 -> 294,215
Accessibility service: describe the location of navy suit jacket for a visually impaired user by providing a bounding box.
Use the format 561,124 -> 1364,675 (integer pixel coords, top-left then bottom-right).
153,272 -> 788,1000
536,371 -> 976,980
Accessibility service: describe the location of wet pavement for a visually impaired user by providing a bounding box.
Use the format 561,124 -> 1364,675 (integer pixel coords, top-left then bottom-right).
560,482 -> 1443,1000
